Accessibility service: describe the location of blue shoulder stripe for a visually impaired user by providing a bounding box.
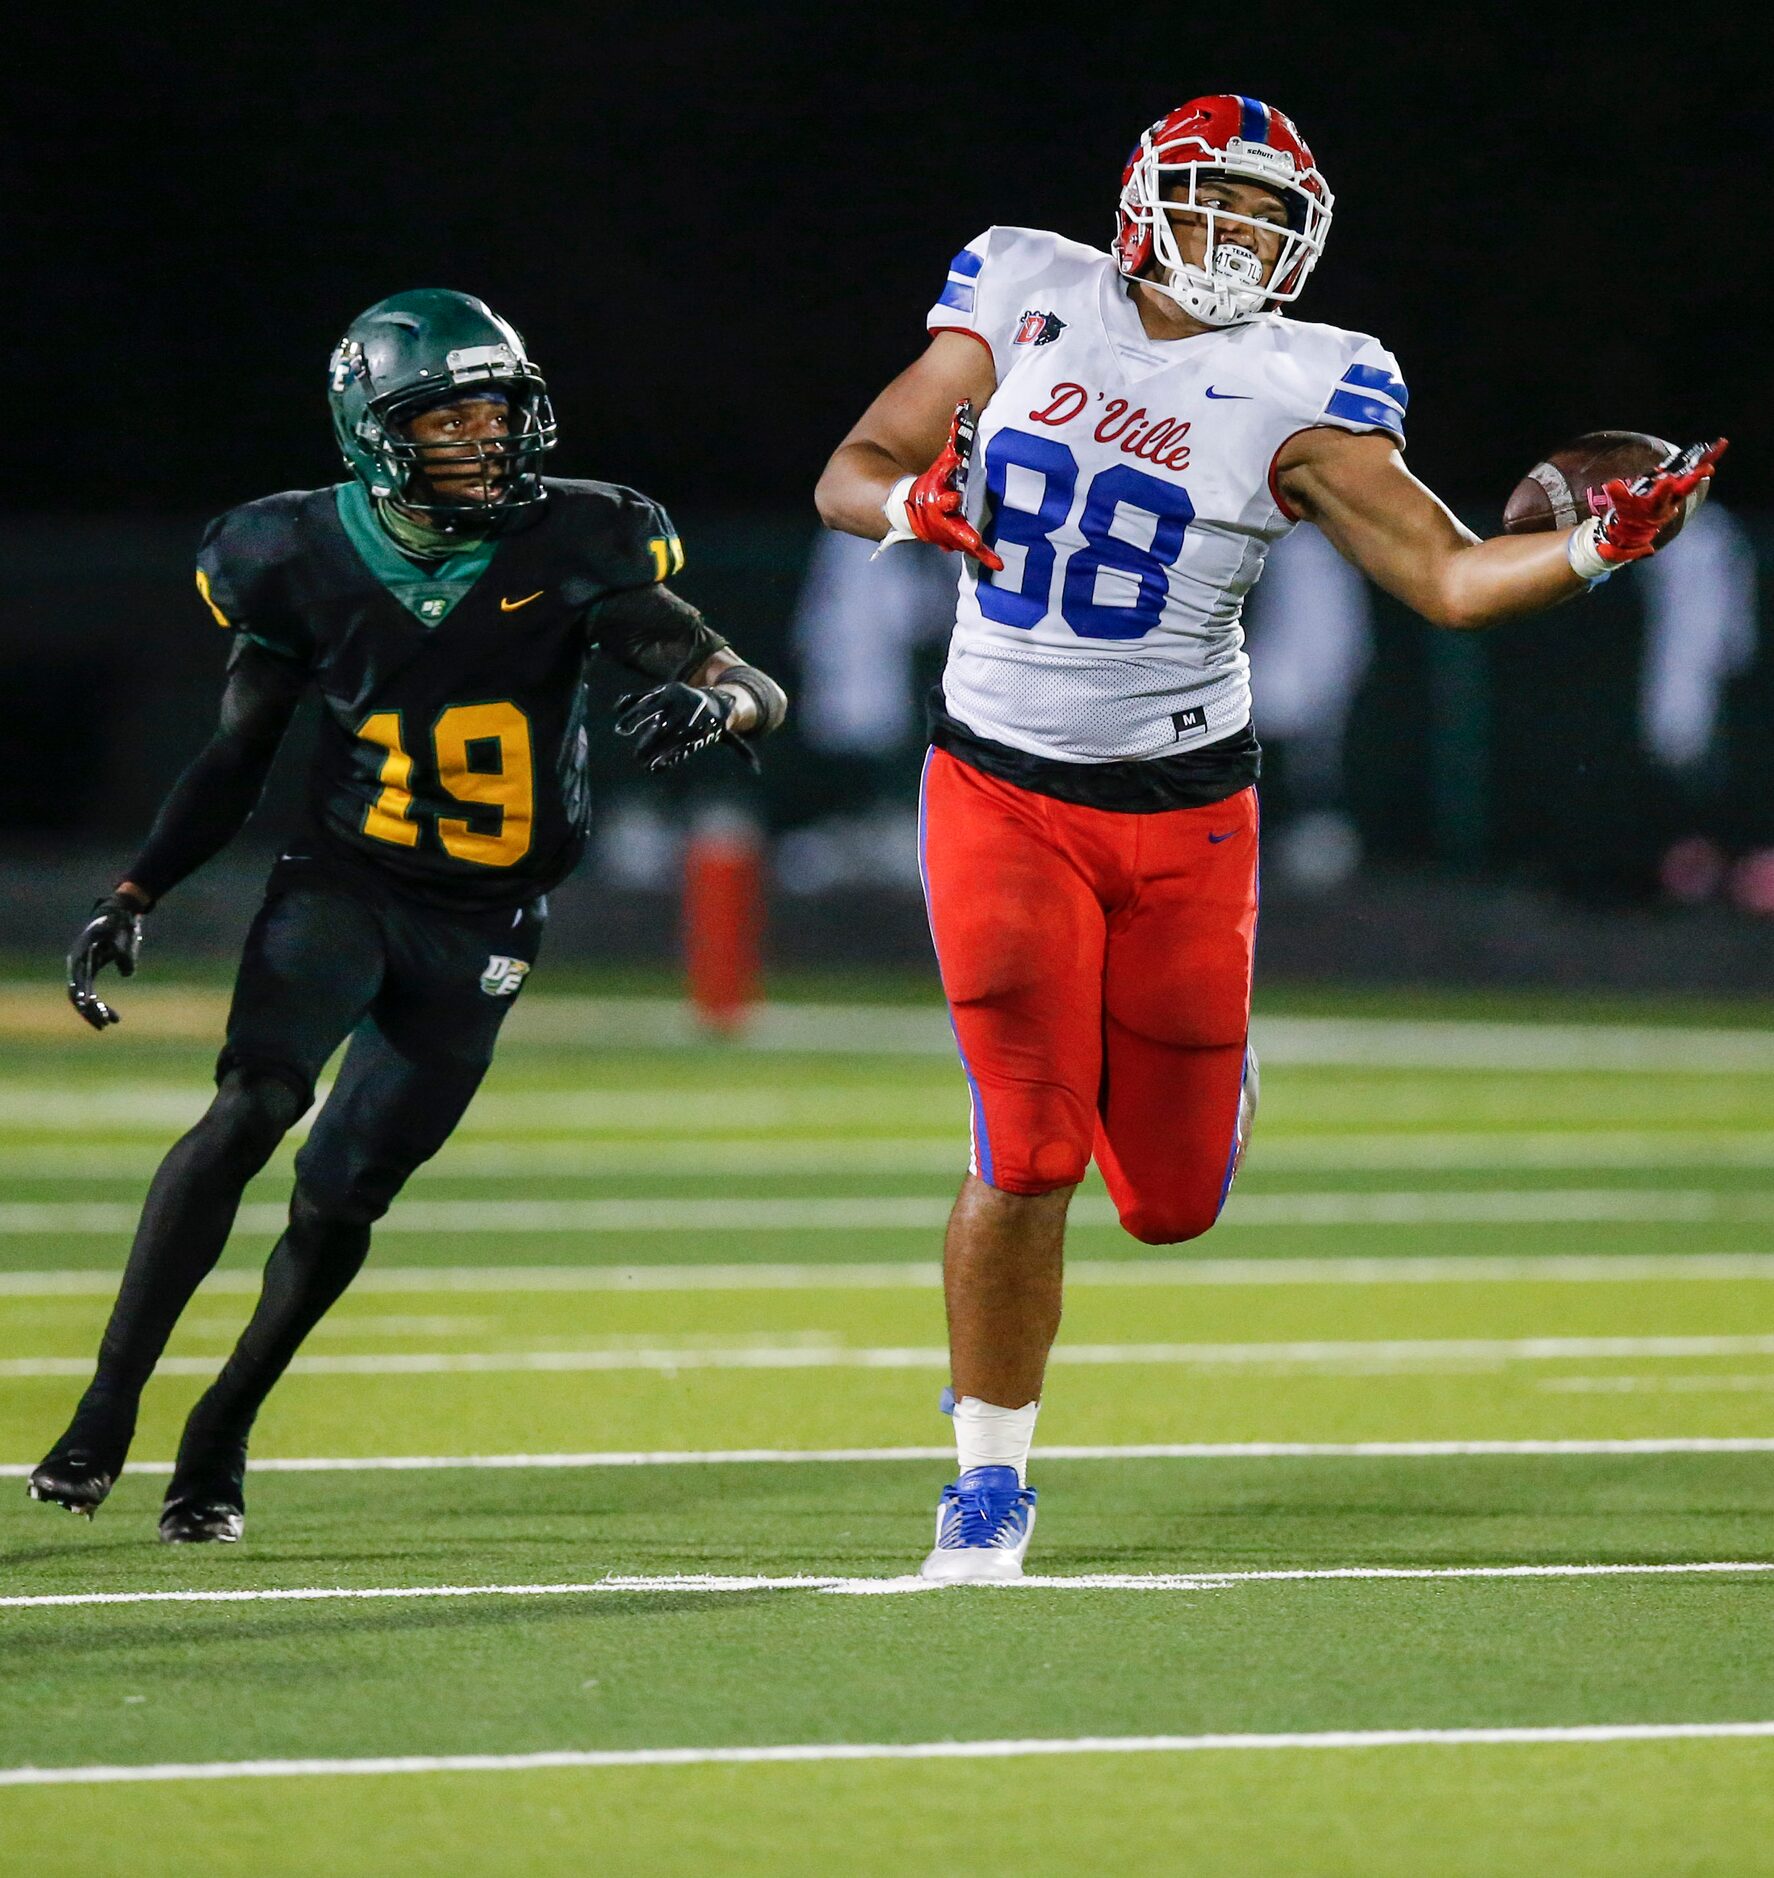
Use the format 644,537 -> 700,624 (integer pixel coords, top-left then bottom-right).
1236,95 -> 1268,144
936,280 -> 977,313
1324,388 -> 1405,436
1339,361 -> 1410,409
947,248 -> 984,280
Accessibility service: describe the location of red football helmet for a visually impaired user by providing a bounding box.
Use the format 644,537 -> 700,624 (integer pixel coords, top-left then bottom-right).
1115,96 -> 1334,326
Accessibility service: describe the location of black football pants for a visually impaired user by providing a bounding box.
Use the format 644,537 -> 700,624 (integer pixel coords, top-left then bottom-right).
79,856 -> 544,1475
219,856 -> 546,1220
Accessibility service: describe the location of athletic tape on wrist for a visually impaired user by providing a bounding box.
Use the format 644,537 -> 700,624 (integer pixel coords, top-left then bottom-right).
1566,517 -> 1615,586
712,664 -> 786,738
873,476 -> 919,558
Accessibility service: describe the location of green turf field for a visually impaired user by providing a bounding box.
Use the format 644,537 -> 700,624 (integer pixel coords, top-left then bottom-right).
3,977 -> 1774,1874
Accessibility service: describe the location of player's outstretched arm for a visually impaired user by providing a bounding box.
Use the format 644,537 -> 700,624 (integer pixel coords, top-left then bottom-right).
596,582 -> 787,772
1275,428 -> 1724,630
815,331 -> 998,553
69,644 -> 305,1029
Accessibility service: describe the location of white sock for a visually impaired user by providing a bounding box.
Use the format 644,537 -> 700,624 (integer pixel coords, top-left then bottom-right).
953,1396 -> 1040,1485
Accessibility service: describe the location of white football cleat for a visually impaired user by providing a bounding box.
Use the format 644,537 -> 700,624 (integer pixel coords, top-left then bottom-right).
919,1465 -> 1037,1582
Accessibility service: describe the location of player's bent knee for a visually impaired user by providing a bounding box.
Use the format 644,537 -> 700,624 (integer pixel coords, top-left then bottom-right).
197,1070 -> 308,1169
290,1140 -> 430,1231
976,1123 -> 1091,1196
980,1168 -> 1082,1203
288,1177 -> 390,1234
1114,1191 -> 1223,1246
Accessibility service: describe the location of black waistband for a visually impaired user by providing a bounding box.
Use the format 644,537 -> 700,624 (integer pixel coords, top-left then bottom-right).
928,692 -> 1260,813
271,833 -> 552,924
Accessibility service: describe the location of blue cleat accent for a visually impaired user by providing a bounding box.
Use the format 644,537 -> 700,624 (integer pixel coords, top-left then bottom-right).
919,1464 -> 1037,1581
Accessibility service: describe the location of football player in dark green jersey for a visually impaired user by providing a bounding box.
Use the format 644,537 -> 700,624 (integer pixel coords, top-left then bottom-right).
33,289 -> 787,1543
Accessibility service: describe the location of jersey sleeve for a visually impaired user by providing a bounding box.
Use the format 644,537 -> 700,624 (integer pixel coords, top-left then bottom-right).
194,504 -> 314,667
1313,338 -> 1409,445
925,228 -> 1017,370
560,485 -> 686,614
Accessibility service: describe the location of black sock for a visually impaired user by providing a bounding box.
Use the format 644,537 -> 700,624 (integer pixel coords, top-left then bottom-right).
62,1075 -> 304,1461
173,1191 -> 373,1488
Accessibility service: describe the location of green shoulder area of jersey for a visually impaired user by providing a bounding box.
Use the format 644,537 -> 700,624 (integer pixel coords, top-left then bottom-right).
333,481 -> 501,627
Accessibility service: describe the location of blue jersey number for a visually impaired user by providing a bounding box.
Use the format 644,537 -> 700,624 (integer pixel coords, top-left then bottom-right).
975,429 -> 1195,642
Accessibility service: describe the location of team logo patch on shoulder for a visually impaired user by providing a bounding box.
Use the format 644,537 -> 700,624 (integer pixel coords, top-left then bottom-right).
1013,309 -> 1068,347
480,956 -> 531,998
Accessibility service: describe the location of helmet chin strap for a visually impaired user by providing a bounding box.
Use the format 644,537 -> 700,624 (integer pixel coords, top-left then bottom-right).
1166,242 -> 1267,328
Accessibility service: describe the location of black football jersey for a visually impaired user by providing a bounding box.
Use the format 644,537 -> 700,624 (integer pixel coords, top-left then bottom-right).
194,478 -> 687,909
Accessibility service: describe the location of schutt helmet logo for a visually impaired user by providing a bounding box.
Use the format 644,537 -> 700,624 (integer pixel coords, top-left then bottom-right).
1013,309 -> 1068,347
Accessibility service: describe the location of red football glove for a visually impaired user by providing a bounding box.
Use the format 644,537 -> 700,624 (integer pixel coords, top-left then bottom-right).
1588,438 -> 1729,566
888,402 -> 1004,571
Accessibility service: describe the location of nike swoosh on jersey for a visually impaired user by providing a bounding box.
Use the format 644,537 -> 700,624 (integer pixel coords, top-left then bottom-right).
500,590 -> 545,611
1208,830 -> 1239,843
1203,387 -> 1253,401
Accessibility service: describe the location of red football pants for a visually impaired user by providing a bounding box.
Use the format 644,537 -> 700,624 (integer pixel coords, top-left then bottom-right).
918,748 -> 1258,1244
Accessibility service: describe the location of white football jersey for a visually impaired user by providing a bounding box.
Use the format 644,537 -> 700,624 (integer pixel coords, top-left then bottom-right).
926,225 -> 1408,764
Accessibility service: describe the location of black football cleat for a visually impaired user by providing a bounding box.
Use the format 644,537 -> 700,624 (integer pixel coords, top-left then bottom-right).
28,1392 -> 136,1518
29,1450 -> 119,1518
159,1435 -> 247,1544
158,1497 -> 245,1545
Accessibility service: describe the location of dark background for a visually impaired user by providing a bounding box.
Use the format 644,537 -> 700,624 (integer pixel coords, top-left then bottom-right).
8,5 -> 1765,518
3,4 -> 1769,986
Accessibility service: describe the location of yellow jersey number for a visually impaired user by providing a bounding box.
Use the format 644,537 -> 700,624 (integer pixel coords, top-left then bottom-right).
356,703 -> 535,868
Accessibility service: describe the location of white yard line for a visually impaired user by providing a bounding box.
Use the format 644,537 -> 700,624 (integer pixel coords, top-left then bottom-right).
6,1438 -> 1773,1480
4,1560 -> 1770,1615
6,1331 -> 1774,1381
528,1004 -> 1774,1072
0,1189 -> 1766,1235
8,1252 -> 1774,1298
0,1012 -> 1771,1136
6,1720 -> 1774,1787
57,1330 -> 1774,1379
10,999 -> 1774,1069
14,1131 -> 1774,1181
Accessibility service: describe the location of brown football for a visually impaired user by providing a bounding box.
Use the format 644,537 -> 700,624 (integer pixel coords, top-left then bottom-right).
1503,430 -> 1707,548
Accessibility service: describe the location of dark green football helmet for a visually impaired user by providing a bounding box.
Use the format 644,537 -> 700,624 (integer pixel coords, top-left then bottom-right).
327,289 -> 557,514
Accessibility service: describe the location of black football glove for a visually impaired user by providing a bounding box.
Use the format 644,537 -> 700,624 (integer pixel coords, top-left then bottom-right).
67,893 -> 146,1030
613,682 -> 760,773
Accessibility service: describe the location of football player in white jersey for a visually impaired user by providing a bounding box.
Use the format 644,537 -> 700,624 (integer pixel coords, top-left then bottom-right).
815,93 -> 1723,1580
